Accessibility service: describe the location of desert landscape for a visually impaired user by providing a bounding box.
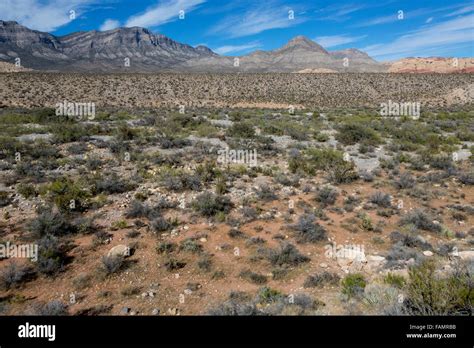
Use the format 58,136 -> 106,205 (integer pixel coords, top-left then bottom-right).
0,2 -> 473,320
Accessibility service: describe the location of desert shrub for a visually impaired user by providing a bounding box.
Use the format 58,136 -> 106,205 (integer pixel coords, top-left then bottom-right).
36,234 -> 68,276
72,274 -> 92,290
49,123 -> 90,143
386,242 -> 421,264
226,122 -> 255,138
256,286 -> 285,304
228,229 -> 246,239
394,173 -> 416,189
100,255 -> 125,275
255,184 -> 278,201
159,168 -> 202,192
207,298 -> 259,316
28,208 -> 76,237
428,154 -> 454,170
341,273 -> 366,298
198,255 -> 213,272
458,171 -> 474,185
241,206 -> 258,221
359,170 -> 374,182
67,142 -> 88,155
0,191 -> 11,207
240,270 -> 268,285
290,214 -> 327,243
179,239 -> 203,253
47,177 -> 90,212
304,272 -> 340,288
16,183 -> 37,199
164,258 -> 186,271
156,242 -> 177,254
30,300 -> 68,316
336,122 -> 382,145
399,210 -> 442,233
403,260 -> 473,315
192,192 -> 233,217
125,200 -> 149,218
150,216 -> 172,233
369,191 -> 392,207
384,273 -> 406,288
315,186 -> 338,206
268,243 -> 310,266
0,262 -> 35,290
93,173 -> 135,194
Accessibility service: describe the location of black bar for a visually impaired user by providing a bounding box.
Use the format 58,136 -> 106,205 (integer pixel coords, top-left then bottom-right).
0,316 -> 471,346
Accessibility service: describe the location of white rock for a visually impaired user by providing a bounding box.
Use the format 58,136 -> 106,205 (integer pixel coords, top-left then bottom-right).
457,250 -> 474,261
107,244 -> 130,258
423,250 -> 434,257
319,263 -> 328,268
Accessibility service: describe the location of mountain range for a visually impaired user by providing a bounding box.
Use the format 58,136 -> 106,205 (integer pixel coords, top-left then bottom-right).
0,20 -> 386,72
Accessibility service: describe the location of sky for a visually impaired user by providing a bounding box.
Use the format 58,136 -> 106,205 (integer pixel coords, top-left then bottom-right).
1,0 -> 473,60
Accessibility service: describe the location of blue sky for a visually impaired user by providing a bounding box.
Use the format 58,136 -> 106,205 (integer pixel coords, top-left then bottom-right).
2,0 -> 473,60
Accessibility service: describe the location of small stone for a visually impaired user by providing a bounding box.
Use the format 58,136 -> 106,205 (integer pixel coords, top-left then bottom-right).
184,289 -> 192,295
120,307 -> 130,315
423,250 -> 433,257
199,238 -> 207,243
141,292 -> 148,298
151,308 -> 160,315
319,263 -> 328,268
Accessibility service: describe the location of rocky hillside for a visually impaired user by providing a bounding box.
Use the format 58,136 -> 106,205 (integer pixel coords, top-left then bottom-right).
0,21 -> 384,72
387,57 -> 474,73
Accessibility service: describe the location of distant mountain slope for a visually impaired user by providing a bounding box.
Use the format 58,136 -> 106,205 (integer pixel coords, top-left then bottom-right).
387,57 -> 474,73
11,20 -> 474,73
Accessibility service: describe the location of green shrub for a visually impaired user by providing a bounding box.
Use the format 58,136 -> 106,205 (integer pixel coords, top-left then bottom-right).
404,260 -> 473,315
192,192 -> 233,217
384,273 -> 406,289
226,122 -> 255,138
336,122 -> 382,145
341,273 -> 366,298
47,177 -> 90,212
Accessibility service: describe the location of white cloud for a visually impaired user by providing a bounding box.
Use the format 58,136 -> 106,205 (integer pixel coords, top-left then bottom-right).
425,17 -> 433,23
1,0 -> 98,32
100,19 -> 120,31
314,34 -> 366,48
209,3 -> 306,38
363,14 -> 474,60
125,0 -> 205,28
213,42 -> 260,55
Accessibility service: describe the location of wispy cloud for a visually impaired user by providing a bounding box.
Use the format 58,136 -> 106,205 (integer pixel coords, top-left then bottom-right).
125,0 -> 206,28
316,4 -> 365,21
1,0 -> 99,32
314,34 -> 366,48
356,3 -> 473,27
213,42 -> 261,55
444,4 -> 474,17
209,2 -> 305,38
363,13 -> 474,60
100,19 -> 120,31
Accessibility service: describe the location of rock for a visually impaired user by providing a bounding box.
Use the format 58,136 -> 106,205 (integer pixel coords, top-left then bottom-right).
184,289 -> 192,295
199,237 -> 207,243
148,291 -> 155,297
141,292 -> 148,298
120,307 -> 130,315
319,263 -> 328,268
168,308 -> 180,315
423,250 -> 433,257
107,244 -> 130,258
151,308 -> 160,315
457,250 -> 474,260
367,255 -> 385,262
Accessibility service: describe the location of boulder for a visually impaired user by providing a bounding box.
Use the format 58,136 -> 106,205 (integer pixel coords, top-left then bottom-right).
107,244 -> 130,258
